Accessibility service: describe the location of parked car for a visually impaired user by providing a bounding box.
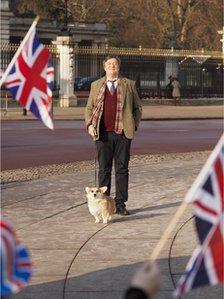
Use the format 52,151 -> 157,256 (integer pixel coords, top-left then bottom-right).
74,76 -> 98,91
74,76 -> 82,90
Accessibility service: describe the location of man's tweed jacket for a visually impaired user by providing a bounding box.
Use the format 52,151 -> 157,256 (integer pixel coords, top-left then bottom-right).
85,77 -> 142,140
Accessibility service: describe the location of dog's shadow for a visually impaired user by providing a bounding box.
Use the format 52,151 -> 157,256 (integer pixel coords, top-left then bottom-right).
112,200 -> 181,223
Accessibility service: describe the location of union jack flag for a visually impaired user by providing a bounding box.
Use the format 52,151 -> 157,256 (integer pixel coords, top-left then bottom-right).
4,26 -> 54,129
174,135 -> 224,297
1,217 -> 32,296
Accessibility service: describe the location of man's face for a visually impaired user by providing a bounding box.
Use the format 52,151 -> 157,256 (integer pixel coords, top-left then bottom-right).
104,58 -> 120,78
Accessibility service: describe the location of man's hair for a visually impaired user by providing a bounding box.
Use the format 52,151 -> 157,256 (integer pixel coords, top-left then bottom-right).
103,56 -> 121,68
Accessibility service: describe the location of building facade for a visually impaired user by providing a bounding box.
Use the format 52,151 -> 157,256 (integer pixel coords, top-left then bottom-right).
0,0 -> 109,45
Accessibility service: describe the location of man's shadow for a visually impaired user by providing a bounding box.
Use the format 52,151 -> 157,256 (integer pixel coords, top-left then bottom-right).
113,201 -> 181,223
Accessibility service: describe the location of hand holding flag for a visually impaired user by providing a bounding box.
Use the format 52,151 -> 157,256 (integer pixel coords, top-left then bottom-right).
149,134 -> 223,297
174,134 -> 224,296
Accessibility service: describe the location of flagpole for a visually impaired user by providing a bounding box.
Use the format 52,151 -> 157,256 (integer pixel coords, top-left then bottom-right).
0,15 -> 40,88
150,133 -> 223,261
150,200 -> 188,261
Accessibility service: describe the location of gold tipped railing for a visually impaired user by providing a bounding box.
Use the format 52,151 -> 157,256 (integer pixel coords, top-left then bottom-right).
77,46 -> 223,59
0,43 -> 223,59
0,43 -> 58,55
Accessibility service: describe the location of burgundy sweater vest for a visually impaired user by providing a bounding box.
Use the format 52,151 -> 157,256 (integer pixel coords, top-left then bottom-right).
101,86 -> 117,132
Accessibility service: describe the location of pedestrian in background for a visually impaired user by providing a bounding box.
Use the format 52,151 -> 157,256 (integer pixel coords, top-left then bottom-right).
85,56 -> 142,215
171,77 -> 181,105
165,75 -> 173,99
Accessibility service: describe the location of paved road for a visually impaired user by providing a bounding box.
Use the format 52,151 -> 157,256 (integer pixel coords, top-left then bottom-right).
1,119 -> 223,170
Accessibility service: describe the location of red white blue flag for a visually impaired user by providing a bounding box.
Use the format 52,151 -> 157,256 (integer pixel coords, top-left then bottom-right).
174,134 -> 224,296
3,25 -> 54,129
1,217 -> 32,296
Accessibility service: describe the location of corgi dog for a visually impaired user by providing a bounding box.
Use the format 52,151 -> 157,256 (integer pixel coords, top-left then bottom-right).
85,186 -> 116,223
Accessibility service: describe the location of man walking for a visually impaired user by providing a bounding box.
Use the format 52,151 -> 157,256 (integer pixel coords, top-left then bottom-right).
85,56 -> 142,215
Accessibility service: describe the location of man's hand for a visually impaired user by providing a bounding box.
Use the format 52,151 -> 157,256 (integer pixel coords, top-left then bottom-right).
88,124 -> 97,137
131,262 -> 161,297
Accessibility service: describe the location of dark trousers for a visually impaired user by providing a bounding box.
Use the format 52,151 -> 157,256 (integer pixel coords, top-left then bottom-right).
95,132 -> 132,206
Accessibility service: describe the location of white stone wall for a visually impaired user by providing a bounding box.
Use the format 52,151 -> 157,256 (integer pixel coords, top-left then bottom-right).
0,0 -> 13,43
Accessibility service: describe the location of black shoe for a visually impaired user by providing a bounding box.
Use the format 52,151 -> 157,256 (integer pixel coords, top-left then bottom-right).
116,205 -> 130,216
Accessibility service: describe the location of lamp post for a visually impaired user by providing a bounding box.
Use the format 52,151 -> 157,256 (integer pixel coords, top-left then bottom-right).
60,0 -> 70,35
65,0 -> 68,29
201,67 -> 206,98
217,27 -> 224,53
217,27 -> 223,96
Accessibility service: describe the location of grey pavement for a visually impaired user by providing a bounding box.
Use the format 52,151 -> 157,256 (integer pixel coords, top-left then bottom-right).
1,101 -> 223,298
1,151 -> 223,299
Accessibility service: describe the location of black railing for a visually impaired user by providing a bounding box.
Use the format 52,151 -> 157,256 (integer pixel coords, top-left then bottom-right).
1,43 -> 223,99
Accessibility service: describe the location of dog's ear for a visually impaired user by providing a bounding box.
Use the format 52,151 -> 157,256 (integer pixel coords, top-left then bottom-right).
100,186 -> 107,193
85,187 -> 90,193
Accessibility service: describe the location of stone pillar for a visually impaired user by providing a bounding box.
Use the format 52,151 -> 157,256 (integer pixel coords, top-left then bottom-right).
53,35 -> 77,107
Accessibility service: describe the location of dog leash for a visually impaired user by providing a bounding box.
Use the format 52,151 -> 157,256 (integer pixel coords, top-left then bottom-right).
94,146 -> 98,187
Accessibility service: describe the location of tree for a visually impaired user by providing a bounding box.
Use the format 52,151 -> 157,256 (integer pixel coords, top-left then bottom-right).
10,0 -> 116,23
109,0 -> 223,50
164,0 -> 223,49
9,0 -> 223,50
